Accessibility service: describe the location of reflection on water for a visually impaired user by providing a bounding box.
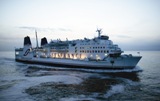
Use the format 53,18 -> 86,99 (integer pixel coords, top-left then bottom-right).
104,72 -> 140,82
25,78 -> 119,101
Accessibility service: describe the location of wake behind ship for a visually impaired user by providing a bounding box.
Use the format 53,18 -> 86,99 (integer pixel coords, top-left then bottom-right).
15,29 -> 142,69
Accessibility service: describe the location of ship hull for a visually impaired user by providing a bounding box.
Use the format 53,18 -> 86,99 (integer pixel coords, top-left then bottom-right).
15,56 -> 141,70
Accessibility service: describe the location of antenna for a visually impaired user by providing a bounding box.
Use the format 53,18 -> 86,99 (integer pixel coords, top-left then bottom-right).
35,30 -> 39,49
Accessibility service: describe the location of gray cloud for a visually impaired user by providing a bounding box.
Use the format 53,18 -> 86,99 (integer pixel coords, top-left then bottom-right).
58,28 -> 72,32
116,35 -> 131,38
110,34 -> 131,39
19,26 -> 72,32
18,26 -> 55,32
19,26 -> 37,31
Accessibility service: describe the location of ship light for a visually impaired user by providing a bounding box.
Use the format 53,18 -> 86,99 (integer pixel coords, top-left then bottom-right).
96,55 -> 101,60
73,57 -> 77,59
15,52 -> 19,55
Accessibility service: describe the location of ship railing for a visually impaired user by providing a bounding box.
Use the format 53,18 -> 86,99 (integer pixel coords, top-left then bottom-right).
50,49 -> 68,52
110,50 -> 122,53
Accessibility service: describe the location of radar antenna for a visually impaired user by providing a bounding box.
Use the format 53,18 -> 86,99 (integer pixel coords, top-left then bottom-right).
96,28 -> 102,38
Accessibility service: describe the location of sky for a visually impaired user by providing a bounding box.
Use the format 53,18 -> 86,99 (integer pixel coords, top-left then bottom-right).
0,0 -> 160,51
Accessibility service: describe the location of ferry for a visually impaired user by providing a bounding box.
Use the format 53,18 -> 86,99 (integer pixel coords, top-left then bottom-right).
15,29 -> 142,69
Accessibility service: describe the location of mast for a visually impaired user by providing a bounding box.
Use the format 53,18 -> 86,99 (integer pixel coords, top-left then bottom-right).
35,30 -> 39,49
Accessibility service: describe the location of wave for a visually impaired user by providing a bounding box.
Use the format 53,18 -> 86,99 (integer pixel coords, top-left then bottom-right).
104,84 -> 125,98
0,57 -> 15,64
27,65 -> 143,73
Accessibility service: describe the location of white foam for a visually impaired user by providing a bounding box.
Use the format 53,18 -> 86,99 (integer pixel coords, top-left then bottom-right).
89,66 -> 142,73
105,84 -> 125,98
0,75 -> 83,101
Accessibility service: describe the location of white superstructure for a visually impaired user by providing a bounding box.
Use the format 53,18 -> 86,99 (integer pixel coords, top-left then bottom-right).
15,29 -> 142,69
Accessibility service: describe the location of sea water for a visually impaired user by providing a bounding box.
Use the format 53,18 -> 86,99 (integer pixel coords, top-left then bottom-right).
0,51 -> 160,101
